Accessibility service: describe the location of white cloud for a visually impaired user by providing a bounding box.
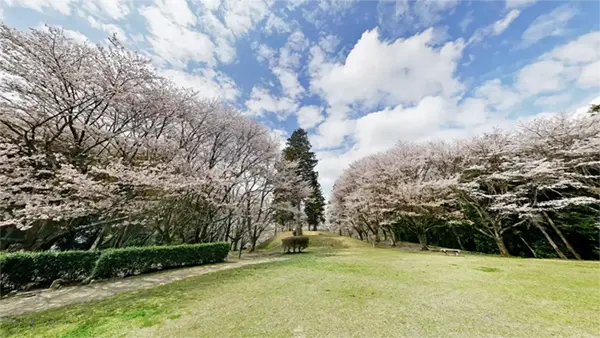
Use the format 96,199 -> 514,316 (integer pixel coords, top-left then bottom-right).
140,5 -> 215,68
460,11 -> 473,33
519,4 -> 577,48
159,68 -> 239,102
297,106 -> 324,129
578,60 -> 600,88
412,0 -> 460,27
474,79 -> 521,111
517,60 -> 565,95
253,43 -> 276,63
286,0 -> 308,10
4,0 -> 74,15
310,28 -> 464,112
505,0 -> 536,9
37,24 -> 89,44
317,0 -> 356,13
310,116 -> 355,149
264,13 -> 292,34
493,9 -> 520,35
534,93 -> 572,107
542,31 -> 600,65
377,0 -> 459,34
86,15 -> 126,40
244,86 -> 297,117
83,0 -> 131,20
515,31 -> 600,96
353,96 -> 448,153
468,9 -> 520,45
272,67 -> 304,100
62,29 -> 89,43
222,0 -> 272,37
199,0 -> 221,11
246,30 -> 309,119
318,34 -> 340,54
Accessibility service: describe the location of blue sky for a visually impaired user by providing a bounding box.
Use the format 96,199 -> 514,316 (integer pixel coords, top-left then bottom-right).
1,0 -> 599,196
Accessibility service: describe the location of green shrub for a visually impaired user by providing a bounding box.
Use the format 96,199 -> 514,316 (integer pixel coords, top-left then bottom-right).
0,250 -> 100,293
282,236 -> 309,253
92,242 -> 230,279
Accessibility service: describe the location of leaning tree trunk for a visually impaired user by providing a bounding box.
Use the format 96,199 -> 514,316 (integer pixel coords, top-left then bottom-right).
535,222 -> 567,259
451,227 -> 465,250
416,231 -> 429,251
493,232 -> 510,256
519,234 -> 537,258
543,212 -> 582,260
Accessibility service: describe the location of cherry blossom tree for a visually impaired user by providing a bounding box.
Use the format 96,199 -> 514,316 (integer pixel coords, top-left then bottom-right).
0,24 -> 282,251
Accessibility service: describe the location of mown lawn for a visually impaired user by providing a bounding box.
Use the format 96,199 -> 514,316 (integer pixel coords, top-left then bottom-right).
1,232 -> 599,338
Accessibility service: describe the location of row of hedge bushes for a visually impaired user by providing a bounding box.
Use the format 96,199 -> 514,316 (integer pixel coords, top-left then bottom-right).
0,242 -> 230,293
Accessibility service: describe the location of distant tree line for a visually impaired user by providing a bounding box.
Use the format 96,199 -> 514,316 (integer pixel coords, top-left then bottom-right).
329,107 -> 600,259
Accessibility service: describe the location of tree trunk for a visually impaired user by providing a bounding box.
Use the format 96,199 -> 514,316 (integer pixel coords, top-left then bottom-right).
535,222 -> 567,259
295,200 -> 303,236
451,227 -> 465,250
89,225 -> 108,250
386,229 -> 397,246
543,212 -> 581,260
493,232 -> 510,256
518,234 -> 537,258
312,224 -> 317,231
249,236 -> 258,253
416,231 -> 429,251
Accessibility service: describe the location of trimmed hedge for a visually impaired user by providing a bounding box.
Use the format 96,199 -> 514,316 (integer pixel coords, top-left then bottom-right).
282,236 -> 309,253
0,250 -> 100,293
0,242 -> 230,293
92,242 -> 230,279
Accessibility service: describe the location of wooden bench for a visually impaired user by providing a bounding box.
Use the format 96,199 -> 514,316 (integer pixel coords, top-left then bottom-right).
440,248 -> 461,256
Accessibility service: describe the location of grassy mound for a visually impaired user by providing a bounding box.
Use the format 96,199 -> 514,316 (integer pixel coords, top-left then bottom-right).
257,231 -> 370,252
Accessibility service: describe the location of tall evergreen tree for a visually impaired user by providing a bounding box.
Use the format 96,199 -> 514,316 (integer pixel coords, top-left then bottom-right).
281,129 -> 326,231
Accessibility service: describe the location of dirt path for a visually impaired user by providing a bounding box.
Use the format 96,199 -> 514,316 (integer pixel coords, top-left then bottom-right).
0,257 -> 286,318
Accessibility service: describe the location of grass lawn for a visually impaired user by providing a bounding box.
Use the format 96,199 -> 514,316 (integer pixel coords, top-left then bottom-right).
1,232 -> 599,338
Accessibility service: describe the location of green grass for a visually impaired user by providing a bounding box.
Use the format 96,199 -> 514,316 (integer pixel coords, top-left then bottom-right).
2,232 -> 599,338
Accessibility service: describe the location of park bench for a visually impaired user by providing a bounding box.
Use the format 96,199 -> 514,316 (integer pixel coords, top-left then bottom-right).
440,248 -> 461,256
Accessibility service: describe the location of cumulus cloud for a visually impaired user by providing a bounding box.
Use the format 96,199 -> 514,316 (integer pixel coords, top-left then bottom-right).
308,27 -> 464,149
297,106 -> 324,129
311,28 -> 464,111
